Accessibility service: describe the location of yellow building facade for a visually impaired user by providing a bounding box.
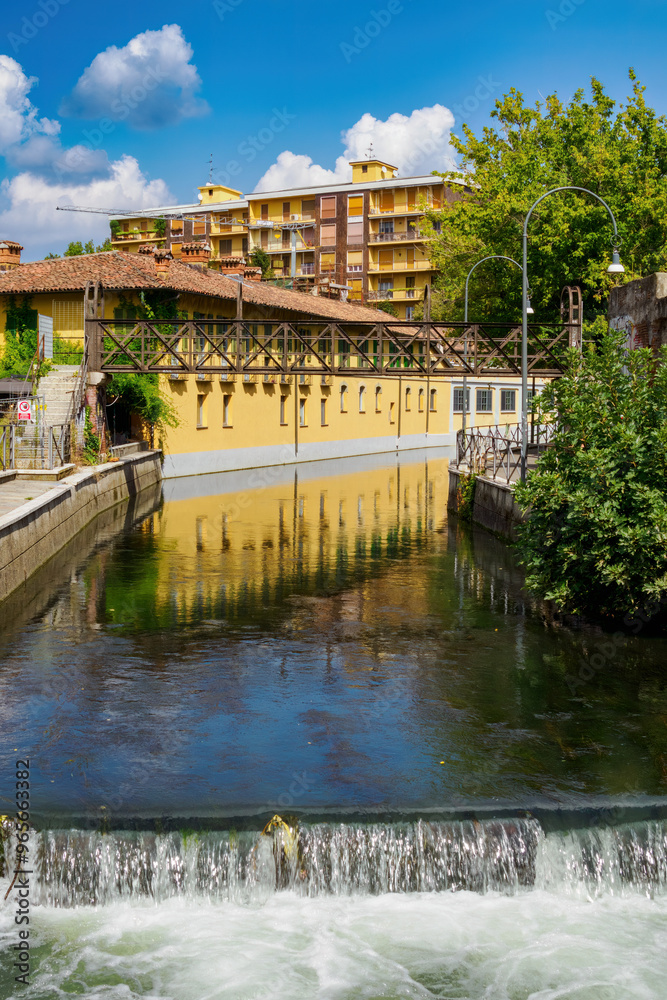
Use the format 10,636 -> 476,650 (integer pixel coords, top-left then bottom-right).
109,159 -> 464,321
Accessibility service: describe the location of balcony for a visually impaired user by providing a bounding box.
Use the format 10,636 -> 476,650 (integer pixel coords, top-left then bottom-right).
368,230 -> 426,243
368,206 -> 425,218
251,239 -> 315,254
367,288 -> 419,302
367,258 -> 433,272
210,222 -> 247,235
249,212 -> 316,227
112,230 -> 158,243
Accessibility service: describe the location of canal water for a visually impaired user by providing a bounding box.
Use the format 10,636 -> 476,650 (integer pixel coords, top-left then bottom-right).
1,451 -> 666,998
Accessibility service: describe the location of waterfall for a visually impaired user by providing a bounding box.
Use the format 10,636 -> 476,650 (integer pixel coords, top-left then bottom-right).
21,818 -> 667,908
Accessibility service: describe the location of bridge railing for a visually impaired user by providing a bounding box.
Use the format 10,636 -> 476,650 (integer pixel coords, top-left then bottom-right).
86,318 -> 579,377
456,421 -> 556,482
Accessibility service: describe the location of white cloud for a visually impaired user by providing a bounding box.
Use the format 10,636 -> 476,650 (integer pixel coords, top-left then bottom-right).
0,155 -> 173,260
254,105 -> 456,191
0,55 -> 59,154
60,24 -> 209,130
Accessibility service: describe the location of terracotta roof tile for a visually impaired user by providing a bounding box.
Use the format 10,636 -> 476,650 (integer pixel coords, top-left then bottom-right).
0,251 -> 393,323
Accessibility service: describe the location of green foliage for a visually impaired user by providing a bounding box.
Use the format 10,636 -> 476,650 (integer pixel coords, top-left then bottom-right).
109,220 -> 121,238
63,238 -> 112,257
248,247 -> 274,278
514,330 -> 667,619
1,295 -> 50,382
425,71 -> 666,322
456,472 -> 477,522
53,334 -> 84,365
377,301 -> 399,317
153,217 -> 166,238
44,251 -> 60,259
82,408 -> 101,465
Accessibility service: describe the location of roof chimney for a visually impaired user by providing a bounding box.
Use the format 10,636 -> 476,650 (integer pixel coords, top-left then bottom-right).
0,240 -> 23,271
181,241 -> 212,270
218,255 -> 245,277
153,247 -> 173,277
243,266 -> 262,282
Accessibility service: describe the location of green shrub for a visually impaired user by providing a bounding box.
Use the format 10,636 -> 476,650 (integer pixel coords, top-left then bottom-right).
514,329 -> 667,619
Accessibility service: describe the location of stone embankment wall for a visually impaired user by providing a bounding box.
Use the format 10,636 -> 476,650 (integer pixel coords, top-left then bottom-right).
608,272 -> 667,349
0,451 -> 162,604
447,469 -> 525,539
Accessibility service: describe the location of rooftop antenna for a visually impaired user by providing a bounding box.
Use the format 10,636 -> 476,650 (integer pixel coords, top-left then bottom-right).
208,153 -> 214,185
366,143 -> 375,159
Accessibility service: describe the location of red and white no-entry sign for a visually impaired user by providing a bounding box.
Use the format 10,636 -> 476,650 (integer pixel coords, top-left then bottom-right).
17,400 -> 32,421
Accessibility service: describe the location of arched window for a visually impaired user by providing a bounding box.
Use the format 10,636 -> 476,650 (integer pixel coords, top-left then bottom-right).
405,387 -> 411,411
418,388 -> 425,412
430,388 -> 437,412
359,386 -> 366,413
375,385 -> 382,411
340,384 -> 348,412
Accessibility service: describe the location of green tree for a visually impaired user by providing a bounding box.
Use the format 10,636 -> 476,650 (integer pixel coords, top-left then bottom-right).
248,247 -> 274,278
61,238 -> 112,257
424,71 -> 667,322
514,328 -> 667,620
377,301 -> 399,317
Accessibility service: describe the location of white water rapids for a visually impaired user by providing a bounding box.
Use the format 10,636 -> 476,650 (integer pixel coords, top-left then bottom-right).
1,819 -> 666,998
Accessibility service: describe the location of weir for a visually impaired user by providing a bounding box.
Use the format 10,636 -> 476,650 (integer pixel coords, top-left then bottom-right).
5,818 -> 665,908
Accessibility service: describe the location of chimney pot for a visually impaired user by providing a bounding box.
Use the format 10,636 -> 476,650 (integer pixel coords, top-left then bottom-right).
0,240 -> 23,271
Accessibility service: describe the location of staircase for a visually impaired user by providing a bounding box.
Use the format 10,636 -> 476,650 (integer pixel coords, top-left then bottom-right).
13,365 -> 82,468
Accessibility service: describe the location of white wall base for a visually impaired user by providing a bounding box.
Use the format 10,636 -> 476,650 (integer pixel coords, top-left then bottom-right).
161,432 -> 456,479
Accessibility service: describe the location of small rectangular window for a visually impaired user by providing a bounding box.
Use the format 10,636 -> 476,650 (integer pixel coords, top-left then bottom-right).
301,198 -> 316,218
299,397 -> 306,426
501,389 -> 516,412
261,203 -> 269,220
453,388 -> 470,413
389,401 -> 396,424
223,394 -> 231,427
218,239 -> 232,255
321,223 -> 336,246
197,393 -> 206,428
476,389 -> 493,412
283,201 -> 291,221
321,398 -> 327,425
320,252 -> 335,272
418,390 -> 425,412
193,219 -> 206,236
280,394 -> 287,425
321,195 -> 336,219
429,389 -> 437,412
347,219 -> 363,242
170,220 -> 183,235
348,195 -> 363,217
347,250 -> 363,271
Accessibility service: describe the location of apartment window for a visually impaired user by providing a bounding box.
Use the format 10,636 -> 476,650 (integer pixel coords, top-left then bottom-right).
302,198 -> 316,218
321,224 -> 336,246
405,306 -> 415,320
321,398 -> 327,426
350,279 -> 363,301
320,252 -> 335,272
379,280 -> 393,299
406,276 -> 415,289
280,394 -> 287,425
359,386 -> 366,412
219,239 -> 232,255
347,219 -> 363,242
429,389 -> 437,412
375,385 -> 382,411
348,250 -> 363,272
283,201 -> 291,221
362,164 -> 368,173
193,219 -> 206,236
389,401 -> 396,424
348,195 -> 363,217
321,195 -> 336,219
223,394 -> 232,427
299,397 -> 306,426
432,220 -> 442,234
405,386 -> 411,411
340,384 -> 348,412
261,203 -> 269,220
453,388 -> 471,413
476,389 -> 493,412
197,394 -> 206,428
418,388 -> 424,412
170,220 -> 183,235
380,190 -> 394,212
379,219 -> 394,234
501,389 -> 517,412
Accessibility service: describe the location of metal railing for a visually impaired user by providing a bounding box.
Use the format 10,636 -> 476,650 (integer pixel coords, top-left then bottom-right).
455,421 -> 555,482
369,230 -> 425,242
47,424 -> 72,469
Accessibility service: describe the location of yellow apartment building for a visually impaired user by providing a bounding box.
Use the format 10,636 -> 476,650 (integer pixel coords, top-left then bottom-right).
109,158 -> 466,320
0,248 -> 539,478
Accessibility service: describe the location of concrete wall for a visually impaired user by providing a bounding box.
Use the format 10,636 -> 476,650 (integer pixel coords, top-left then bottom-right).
608,272 -> 667,350
0,451 -> 162,604
447,468 -> 525,540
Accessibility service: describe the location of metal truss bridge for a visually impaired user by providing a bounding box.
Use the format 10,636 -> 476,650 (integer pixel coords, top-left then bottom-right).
88,318 -> 580,379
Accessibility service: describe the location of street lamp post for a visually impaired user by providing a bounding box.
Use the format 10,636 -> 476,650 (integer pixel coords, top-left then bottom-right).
462,254 -> 524,442
520,186 -> 624,482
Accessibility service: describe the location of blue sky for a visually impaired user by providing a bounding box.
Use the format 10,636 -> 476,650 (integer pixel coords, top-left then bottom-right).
1,0 -> 666,259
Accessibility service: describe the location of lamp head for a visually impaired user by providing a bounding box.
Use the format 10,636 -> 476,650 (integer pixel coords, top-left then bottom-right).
607,248 -> 625,274
526,294 -> 535,316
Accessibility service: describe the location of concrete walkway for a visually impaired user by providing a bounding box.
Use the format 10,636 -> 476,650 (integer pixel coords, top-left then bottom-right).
0,477 -> 63,518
